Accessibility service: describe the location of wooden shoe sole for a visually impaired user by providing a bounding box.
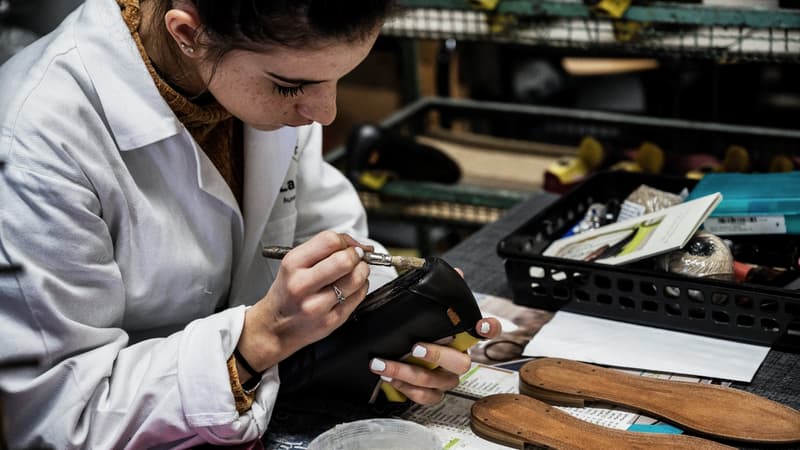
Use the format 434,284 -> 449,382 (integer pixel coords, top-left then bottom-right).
519,358 -> 800,444
471,394 -> 734,449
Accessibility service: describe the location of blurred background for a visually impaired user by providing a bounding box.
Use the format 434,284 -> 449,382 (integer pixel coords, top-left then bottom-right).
3,0 -> 799,257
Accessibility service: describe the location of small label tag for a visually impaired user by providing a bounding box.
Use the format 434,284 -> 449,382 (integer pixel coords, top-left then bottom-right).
617,200 -> 646,222
446,307 -> 461,326
704,216 -> 787,235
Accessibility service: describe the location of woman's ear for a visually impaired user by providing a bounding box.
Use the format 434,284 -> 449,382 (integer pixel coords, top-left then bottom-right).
163,6 -> 202,57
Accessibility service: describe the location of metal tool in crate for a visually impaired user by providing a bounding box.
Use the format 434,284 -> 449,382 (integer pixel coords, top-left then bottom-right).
497,170 -> 800,351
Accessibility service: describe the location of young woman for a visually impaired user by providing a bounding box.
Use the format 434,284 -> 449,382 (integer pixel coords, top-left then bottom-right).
0,0 -> 500,447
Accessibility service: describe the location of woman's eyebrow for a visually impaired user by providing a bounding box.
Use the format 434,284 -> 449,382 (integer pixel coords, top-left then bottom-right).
267,71 -> 325,85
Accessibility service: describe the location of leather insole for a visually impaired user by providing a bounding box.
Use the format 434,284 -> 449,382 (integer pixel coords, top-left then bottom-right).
471,394 -> 734,449
519,358 -> 800,444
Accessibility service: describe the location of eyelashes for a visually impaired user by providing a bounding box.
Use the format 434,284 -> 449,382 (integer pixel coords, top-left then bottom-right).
273,84 -> 305,97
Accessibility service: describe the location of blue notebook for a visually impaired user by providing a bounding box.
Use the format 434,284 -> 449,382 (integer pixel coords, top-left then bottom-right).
686,172 -> 800,235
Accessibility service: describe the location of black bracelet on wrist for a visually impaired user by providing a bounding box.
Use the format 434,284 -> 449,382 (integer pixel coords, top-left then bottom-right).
233,347 -> 264,390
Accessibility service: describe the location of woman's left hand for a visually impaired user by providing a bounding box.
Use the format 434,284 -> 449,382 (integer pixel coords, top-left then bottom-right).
368,317 -> 502,405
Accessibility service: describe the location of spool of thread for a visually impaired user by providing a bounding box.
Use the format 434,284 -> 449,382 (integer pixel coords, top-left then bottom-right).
658,231 -> 734,280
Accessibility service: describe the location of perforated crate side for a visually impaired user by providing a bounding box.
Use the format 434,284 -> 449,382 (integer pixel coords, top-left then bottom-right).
505,252 -> 800,350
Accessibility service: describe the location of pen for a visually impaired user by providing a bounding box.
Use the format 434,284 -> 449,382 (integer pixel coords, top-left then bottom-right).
262,245 -> 426,270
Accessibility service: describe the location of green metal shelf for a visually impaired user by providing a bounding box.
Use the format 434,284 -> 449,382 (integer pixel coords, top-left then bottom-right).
397,1 -> 800,28
374,179 -> 528,209
384,1 -> 800,61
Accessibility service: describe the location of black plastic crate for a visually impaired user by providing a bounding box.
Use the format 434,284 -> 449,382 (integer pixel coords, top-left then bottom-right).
497,171 -> 800,351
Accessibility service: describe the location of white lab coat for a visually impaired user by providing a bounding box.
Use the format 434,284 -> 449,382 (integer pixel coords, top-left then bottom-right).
0,0 -> 395,448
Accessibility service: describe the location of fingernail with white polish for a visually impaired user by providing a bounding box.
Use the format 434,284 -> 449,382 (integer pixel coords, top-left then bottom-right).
381,376 -> 393,383
355,247 -> 365,258
412,345 -> 427,358
370,358 -> 386,372
480,321 -> 491,334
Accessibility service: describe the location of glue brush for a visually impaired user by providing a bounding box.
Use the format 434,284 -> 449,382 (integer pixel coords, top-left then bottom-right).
261,245 -> 426,270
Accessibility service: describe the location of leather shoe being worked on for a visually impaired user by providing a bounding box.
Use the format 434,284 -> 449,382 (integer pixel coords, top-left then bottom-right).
278,257 -> 483,403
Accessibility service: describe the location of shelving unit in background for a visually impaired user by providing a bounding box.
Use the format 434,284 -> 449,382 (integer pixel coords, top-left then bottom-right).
329,96 -> 800,255
336,1 -> 800,255
384,1 -> 800,102
386,0 -> 800,61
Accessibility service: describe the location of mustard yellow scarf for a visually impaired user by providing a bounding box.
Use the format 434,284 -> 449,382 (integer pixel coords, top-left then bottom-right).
118,0 -> 243,206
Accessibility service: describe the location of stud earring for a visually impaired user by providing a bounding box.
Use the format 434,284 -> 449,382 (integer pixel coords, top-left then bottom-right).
179,42 -> 195,54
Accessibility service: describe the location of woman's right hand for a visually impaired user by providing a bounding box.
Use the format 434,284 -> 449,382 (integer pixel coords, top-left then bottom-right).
236,231 -> 372,377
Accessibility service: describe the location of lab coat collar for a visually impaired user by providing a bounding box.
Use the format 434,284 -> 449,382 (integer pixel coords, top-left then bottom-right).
232,126 -> 297,285
74,0 -> 184,151
74,0 -> 300,287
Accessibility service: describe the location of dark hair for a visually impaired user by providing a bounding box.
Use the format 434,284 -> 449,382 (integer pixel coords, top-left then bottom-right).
155,0 -> 397,65
150,1 -> 396,94
193,0 -> 396,52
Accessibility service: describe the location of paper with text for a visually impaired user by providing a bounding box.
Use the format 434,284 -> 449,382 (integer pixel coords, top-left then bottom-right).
401,362 -> 728,448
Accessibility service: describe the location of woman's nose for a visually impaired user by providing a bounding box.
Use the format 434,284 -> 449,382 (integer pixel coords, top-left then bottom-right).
296,85 -> 337,126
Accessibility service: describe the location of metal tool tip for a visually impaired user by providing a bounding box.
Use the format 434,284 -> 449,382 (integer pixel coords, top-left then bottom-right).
391,255 -> 426,270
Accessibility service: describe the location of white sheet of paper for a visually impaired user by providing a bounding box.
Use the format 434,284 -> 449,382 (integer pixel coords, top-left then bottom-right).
523,311 -> 769,382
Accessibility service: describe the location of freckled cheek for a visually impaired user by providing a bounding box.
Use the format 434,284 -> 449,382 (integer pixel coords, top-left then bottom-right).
320,89 -> 337,112
251,97 -> 295,124
244,91 -> 277,114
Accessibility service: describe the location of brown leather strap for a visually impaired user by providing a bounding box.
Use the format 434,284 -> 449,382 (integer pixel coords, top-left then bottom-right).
519,358 -> 800,444
471,394 -> 734,450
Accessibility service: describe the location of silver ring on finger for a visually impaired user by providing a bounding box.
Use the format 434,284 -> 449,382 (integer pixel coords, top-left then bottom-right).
332,284 -> 346,305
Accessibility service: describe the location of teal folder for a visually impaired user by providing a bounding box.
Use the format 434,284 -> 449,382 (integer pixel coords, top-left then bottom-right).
686,171 -> 800,235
